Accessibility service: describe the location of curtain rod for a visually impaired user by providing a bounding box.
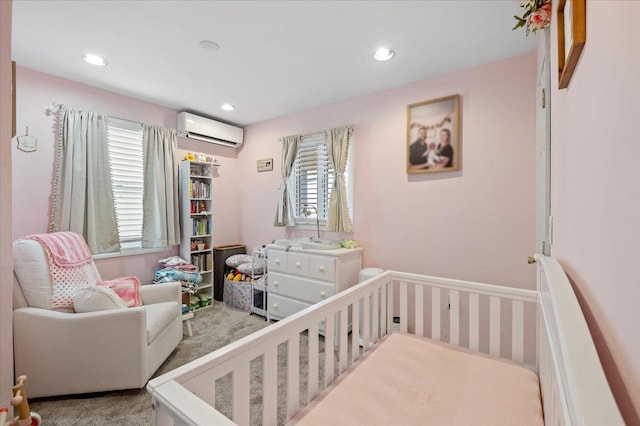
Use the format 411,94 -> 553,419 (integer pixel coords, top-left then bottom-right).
278,124 -> 354,142
49,101 -> 169,128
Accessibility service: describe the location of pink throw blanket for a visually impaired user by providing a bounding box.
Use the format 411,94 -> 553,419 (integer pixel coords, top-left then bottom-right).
25,232 -> 92,267
23,232 -> 100,309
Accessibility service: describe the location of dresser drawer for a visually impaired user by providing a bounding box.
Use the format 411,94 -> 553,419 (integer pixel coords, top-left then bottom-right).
268,251 -> 287,272
269,272 -> 334,304
268,294 -> 310,319
287,252 -> 309,277
308,255 -> 336,282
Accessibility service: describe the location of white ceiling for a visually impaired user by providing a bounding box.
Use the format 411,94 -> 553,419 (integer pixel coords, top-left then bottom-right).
11,1 -> 536,127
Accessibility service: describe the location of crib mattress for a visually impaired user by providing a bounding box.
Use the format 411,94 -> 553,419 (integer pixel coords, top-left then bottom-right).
290,333 -> 543,426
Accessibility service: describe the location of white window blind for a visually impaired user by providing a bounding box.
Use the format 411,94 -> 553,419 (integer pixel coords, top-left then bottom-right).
292,131 -> 352,226
107,118 -> 144,250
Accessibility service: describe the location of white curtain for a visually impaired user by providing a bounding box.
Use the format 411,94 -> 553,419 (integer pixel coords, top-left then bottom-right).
142,125 -> 180,248
274,135 -> 301,226
50,106 -> 120,254
326,126 -> 353,232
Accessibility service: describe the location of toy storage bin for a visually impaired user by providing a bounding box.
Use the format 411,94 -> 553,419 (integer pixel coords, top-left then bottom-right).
223,277 -> 252,312
213,244 -> 246,301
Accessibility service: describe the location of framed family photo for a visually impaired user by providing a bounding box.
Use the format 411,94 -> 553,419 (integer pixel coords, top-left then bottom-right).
406,94 -> 460,174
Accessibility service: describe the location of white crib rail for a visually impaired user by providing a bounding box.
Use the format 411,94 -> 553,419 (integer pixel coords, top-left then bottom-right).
390,271 -> 537,364
148,270 -> 538,426
535,255 -> 624,426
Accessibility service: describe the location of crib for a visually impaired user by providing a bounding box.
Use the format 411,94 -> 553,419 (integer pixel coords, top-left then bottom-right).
147,255 -> 624,425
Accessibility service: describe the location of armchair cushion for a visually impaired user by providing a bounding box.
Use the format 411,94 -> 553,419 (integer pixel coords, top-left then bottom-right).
145,302 -> 181,344
13,239 -> 55,309
97,276 -> 142,307
74,286 -> 127,313
13,238 -> 101,310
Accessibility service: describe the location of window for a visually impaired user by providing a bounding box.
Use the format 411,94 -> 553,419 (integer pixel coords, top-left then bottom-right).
107,118 -> 144,251
291,131 -> 353,227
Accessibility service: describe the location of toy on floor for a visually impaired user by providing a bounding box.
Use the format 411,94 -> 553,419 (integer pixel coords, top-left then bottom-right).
1,375 -> 41,426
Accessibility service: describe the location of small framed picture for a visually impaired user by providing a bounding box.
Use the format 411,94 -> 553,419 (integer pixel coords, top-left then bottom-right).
190,164 -> 201,176
407,94 -> 460,174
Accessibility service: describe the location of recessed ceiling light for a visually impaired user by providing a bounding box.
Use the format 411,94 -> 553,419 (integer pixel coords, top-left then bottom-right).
82,54 -> 108,66
199,40 -> 220,51
221,104 -> 235,111
373,47 -> 394,62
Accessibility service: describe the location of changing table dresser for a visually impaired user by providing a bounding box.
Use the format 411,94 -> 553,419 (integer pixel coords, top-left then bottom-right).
266,245 -> 363,320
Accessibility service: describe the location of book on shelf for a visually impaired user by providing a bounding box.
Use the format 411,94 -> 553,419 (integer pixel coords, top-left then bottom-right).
190,218 -> 210,236
189,180 -> 210,199
190,200 -> 208,214
190,252 -> 213,273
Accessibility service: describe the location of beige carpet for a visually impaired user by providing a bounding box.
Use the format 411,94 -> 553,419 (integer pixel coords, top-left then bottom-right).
29,302 -> 271,425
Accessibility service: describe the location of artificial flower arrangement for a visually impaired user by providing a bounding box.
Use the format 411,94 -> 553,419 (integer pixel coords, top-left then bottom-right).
513,0 -> 551,35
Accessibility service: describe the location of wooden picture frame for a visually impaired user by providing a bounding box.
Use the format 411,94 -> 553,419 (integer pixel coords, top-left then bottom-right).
407,94 -> 460,174
557,0 -> 586,89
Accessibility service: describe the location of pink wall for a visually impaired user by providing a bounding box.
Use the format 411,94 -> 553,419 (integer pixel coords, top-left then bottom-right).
240,53 -> 537,290
0,0 -> 14,411
549,1 -> 640,423
13,67 -> 243,282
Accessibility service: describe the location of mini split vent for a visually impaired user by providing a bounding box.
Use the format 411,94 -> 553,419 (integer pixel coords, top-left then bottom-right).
177,112 -> 244,148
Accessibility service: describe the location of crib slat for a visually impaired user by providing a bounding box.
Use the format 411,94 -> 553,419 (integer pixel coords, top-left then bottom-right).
469,293 -> 479,351
351,299 -> 360,364
263,345 -> 278,425
415,285 -> 424,337
232,361 -> 250,425
380,283 -> 388,337
287,335 -> 300,420
307,322 -> 319,403
372,287 -> 379,342
512,300 -> 524,363
362,293 -> 370,349
400,281 -> 408,333
324,314 -> 335,386
432,287 -> 441,341
386,280 -> 393,333
450,290 -> 460,346
489,296 -> 501,356
339,307 -> 348,373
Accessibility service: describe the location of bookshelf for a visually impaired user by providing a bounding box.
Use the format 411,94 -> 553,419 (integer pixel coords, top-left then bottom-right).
180,160 -> 217,307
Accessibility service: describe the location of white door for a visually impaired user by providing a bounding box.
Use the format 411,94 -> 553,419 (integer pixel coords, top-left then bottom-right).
535,28 -> 552,256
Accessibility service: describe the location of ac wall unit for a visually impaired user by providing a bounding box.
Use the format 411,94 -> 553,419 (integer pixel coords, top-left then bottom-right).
177,112 -> 244,148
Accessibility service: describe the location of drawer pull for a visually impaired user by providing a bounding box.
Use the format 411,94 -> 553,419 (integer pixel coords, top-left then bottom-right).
273,281 -> 279,287
273,304 -> 278,310
275,259 -> 280,265
319,266 -> 325,272
296,262 -> 301,267
320,291 -> 326,298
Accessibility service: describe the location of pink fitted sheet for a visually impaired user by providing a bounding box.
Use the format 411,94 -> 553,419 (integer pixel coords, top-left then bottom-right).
290,333 -> 543,426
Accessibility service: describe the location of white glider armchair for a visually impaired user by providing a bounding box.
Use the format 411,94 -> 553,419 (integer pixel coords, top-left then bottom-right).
12,238 -> 183,398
